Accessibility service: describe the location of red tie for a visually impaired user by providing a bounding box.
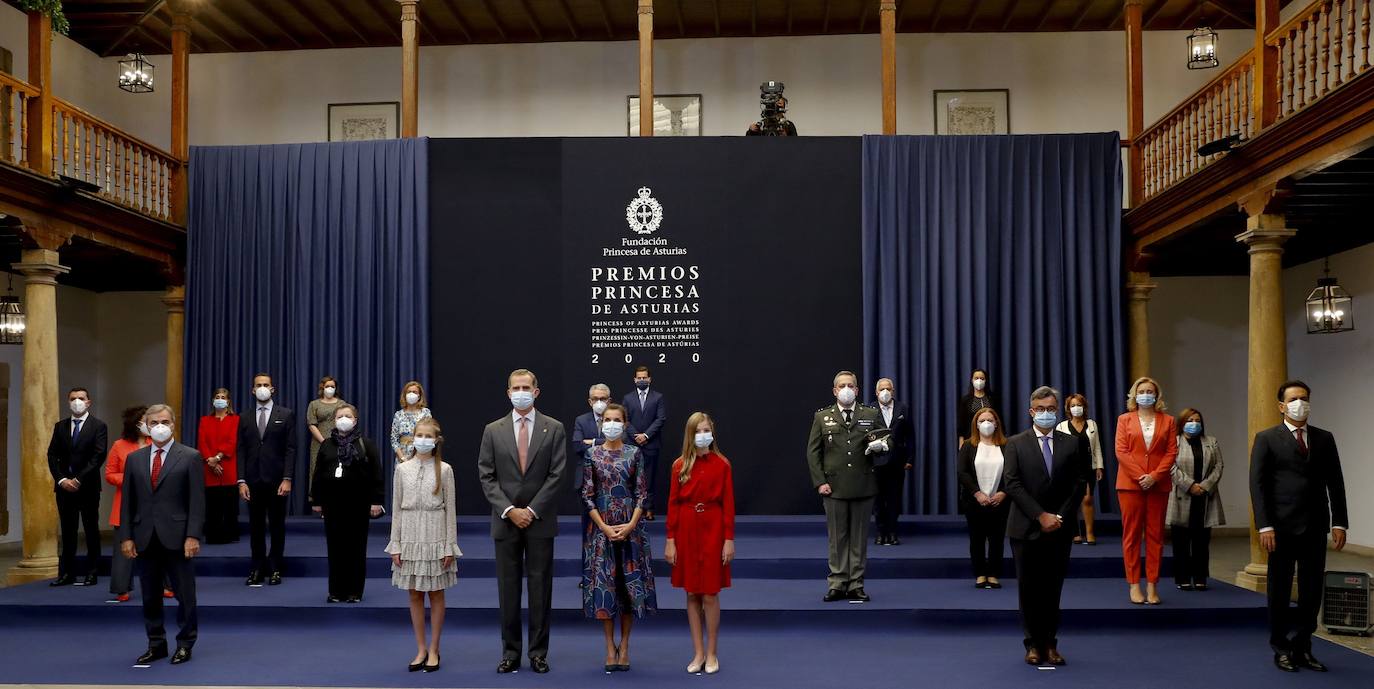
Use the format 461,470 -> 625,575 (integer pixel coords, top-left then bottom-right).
1295,428 -> 1308,455
151,449 -> 164,488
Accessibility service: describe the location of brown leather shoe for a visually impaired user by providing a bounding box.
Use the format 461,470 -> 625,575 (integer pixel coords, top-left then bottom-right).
1046,648 -> 1066,666
1024,648 -> 1042,665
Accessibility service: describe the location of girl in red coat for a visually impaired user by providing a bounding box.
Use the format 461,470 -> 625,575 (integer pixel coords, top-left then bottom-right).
664,411 -> 735,676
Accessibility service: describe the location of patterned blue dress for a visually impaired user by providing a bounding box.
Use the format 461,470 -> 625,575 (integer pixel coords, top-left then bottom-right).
582,444 -> 657,619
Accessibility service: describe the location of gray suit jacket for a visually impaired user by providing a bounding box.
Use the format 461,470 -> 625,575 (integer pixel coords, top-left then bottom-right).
118,441 -> 206,550
477,411 -> 567,540
1168,434 -> 1226,528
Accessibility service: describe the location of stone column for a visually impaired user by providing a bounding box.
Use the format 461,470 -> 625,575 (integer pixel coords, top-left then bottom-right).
6,249 -> 69,585
1126,269 -> 1157,381
163,286 -> 185,422
1233,214 -> 1295,592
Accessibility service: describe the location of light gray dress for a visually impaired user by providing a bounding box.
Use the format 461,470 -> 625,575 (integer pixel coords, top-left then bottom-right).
307,397 -> 345,495
385,456 -> 460,591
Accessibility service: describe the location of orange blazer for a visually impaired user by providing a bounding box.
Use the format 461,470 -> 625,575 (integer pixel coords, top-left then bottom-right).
1114,411 -> 1178,493
104,438 -> 148,527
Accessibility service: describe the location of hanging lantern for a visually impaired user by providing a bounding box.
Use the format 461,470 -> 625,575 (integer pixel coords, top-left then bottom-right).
0,272 -> 25,345
1187,27 -> 1219,70
118,53 -> 155,93
1306,258 -> 1354,334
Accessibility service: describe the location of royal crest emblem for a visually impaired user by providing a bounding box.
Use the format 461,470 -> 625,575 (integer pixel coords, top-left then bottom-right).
625,186 -> 664,235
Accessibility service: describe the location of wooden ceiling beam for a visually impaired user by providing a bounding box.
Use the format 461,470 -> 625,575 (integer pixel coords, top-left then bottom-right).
357,0 -> 404,42
186,14 -> 238,51
134,24 -> 171,53
928,0 -> 946,32
858,1 -> 871,32
595,0 -> 614,39
284,1 -> 343,47
1069,0 -> 1096,31
676,0 -> 688,37
786,0 -> 793,33
1141,0 -> 1170,30
145,12 -> 206,52
823,0 -> 832,33
998,0 -> 1019,31
199,2 -> 270,50
480,0 -> 511,41
1204,0 -> 1253,28
237,1 -> 304,49
895,0 -> 908,31
1032,0 -> 1059,31
963,0 -> 981,32
714,0 -> 723,36
1107,3 -> 1126,30
555,0 -> 580,40
516,0 -> 544,41
101,0 -> 166,56
434,0 -> 475,43
752,0 -> 759,35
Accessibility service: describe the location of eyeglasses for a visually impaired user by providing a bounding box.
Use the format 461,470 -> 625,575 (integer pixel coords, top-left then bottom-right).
1032,406 -> 1058,413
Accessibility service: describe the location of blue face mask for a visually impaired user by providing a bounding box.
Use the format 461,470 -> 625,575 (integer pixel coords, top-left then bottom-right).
213,398 -> 228,410
1135,393 -> 1157,408
1033,411 -> 1058,429
1183,421 -> 1202,436
635,380 -> 650,390
510,390 -> 535,411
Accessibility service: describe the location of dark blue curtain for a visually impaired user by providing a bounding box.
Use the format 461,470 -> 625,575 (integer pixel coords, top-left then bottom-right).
183,139 -> 430,513
862,134 -> 1125,516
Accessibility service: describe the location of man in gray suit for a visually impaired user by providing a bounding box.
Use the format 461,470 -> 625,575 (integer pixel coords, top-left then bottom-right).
478,369 -> 567,675
119,404 -> 205,666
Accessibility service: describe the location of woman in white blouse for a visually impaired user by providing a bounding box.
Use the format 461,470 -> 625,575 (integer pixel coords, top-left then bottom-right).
390,380 -> 432,465
956,407 -> 1009,589
1056,394 -> 1106,545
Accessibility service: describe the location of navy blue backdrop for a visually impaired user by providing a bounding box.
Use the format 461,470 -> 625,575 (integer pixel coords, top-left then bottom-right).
861,134 -> 1126,516
183,139 -> 430,513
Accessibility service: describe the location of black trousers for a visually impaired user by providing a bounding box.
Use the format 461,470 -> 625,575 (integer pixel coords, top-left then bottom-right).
56,489 -> 101,576
1170,524 -> 1212,586
640,447 -> 660,512
323,502 -> 370,598
495,532 -> 554,661
874,463 -> 904,538
966,502 -> 1010,578
204,486 -> 240,544
1266,530 -> 1328,654
247,482 -> 287,572
1011,533 -> 1073,651
138,538 -> 198,650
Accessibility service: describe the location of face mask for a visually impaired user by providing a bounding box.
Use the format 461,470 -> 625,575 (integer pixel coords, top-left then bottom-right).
1183,421 -> 1202,436
978,420 -> 997,437
1286,399 -> 1310,421
255,386 -> 272,402
70,399 -> 88,416
412,437 -> 436,455
836,387 -> 857,406
1069,405 -> 1084,418
694,432 -> 714,448
138,422 -> 150,437
323,386 -> 336,398
213,398 -> 229,410
1033,411 -> 1058,429
972,379 -> 986,391
405,392 -> 421,406
601,421 -> 624,440
335,416 -> 356,433
1135,393 -> 1157,408
877,390 -> 893,405
635,380 -> 650,390
149,423 -> 173,444
591,400 -> 608,415
510,390 -> 535,411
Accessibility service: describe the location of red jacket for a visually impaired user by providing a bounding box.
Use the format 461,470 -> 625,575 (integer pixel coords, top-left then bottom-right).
198,413 -> 240,487
1114,411 -> 1178,493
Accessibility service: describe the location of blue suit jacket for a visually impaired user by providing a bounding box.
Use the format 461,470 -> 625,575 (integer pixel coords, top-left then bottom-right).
622,389 -> 666,451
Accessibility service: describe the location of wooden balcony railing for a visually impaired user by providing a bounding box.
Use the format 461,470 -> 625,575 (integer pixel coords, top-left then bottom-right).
52,98 -> 179,222
0,71 -> 38,169
1270,0 -> 1374,122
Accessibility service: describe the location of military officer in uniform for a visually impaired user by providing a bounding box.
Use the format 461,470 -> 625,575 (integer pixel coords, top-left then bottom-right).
807,370 -> 888,602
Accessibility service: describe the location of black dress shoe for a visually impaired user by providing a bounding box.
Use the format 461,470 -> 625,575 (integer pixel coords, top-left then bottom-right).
1273,653 -> 1299,672
875,536 -> 885,546
268,571 -> 283,586
245,570 -> 263,586
346,595 -> 362,603
1297,652 -> 1327,672
497,659 -> 519,673
848,587 -> 871,602
889,536 -> 901,546
170,648 -> 192,665
327,595 -> 343,603
137,647 -> 169,664
1046,648 -> 1066,666
823,589 -> 845,602
50,574 -> 74,587
78,573 -> 97,586
531,656 -> 550,673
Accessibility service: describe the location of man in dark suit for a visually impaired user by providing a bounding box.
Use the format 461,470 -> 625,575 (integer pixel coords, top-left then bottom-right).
478,368 -> 567,675
572,383 -> 614,461
119,404 -> 204,665
622,366 -> 665,519
1252,379 -> 1348,673
872,377 -> 913,546
236,373 -> 297,586
47,387 -> 109,587
1002,385 -> 1086,667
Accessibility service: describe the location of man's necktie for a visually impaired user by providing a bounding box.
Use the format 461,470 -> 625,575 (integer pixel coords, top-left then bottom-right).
258,407 -> 268,438
1040,434 -> 1054,477
151,449 -> 164,489
843,409 -> 853,426
518,417 -> 530,474
71,418 -> 82,445
1296,427 -> 1308,456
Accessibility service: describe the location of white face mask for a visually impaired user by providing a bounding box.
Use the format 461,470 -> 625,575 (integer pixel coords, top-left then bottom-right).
877,390 -> 893,405
836,387 -> 857,406
323,386 -> 336,398
510,390 -> 535,411
70,399 -> 88,416
255,386 -> 272,402
694,431 -> 714,448
1069,405 -> 1084,418
412,437 -> 436,455
149,422 -> 173,444
138,422 -> 150,437
405,392 -> 421,406
1286,399 -> 1310,422
335,416 -> 355,433
591,400 -> 608,415
978,420 -> 997,437
972,379 -> 986,391
601,421 -> 625,440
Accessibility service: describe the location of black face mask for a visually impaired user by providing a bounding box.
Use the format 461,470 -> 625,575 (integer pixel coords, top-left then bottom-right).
635,380 -> 650,390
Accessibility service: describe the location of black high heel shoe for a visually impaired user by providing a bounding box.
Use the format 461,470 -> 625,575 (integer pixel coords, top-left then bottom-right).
408,655 -> 426,672
423,652 -> 441,673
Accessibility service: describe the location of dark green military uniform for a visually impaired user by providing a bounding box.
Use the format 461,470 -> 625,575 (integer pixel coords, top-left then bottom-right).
807,403 -> 881,593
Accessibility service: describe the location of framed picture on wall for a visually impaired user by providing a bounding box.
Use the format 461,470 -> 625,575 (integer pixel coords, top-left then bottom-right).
328,102 -> 400,141
933,89 -> 1010,135
628,94 -> 703,136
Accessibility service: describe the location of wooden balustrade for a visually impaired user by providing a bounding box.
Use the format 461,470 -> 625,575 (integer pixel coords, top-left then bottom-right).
50,98 -> 180,222
0,72 -> 38,169
1270,0 -> 1374,121
1137,51 -> 1256,202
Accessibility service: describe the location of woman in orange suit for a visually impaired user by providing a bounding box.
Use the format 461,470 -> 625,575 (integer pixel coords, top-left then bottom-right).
1114,376 -> 1178,605
105,406 -> 149,601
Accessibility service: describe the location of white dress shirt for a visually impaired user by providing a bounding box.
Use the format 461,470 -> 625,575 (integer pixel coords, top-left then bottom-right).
879,403 -> 894,427
149,439 -> 175,473
974,442 -> 1004,495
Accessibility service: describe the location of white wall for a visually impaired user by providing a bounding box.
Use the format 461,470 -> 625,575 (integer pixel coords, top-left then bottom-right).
1152,242 -> 1374,549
